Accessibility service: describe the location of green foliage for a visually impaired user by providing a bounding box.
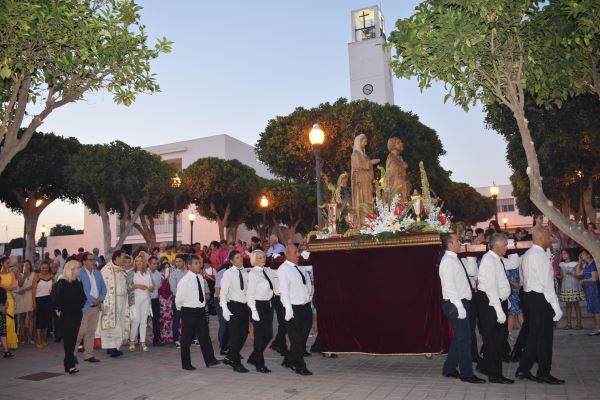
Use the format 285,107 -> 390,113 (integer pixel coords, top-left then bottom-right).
0,0 -> 172,174
262,179 -> 316,234
181,157 -> 262,230
49,224 -> 83,236
485,94 -> 600,215
255,97 -> 451,197
0,132 -> 81,212
7,237 -> 24,249
444,182 -> 496,225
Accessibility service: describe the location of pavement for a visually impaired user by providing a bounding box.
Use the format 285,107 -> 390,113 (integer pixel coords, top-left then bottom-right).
1,315 -> 599,400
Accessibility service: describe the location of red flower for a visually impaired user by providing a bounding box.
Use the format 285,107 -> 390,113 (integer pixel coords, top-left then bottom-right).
391,220 -> 397,225
394,205 -> 403,216
367,213 -> 378,220
438,213 -> 447,225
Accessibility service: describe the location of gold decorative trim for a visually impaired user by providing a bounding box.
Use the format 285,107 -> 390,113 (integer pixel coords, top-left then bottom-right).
308,233 -> 441,252
321,351 -> 444,357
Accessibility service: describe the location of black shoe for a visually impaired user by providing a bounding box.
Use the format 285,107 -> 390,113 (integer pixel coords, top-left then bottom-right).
247,358 -> 256,366
256,366 -> 271,373
489,376 -> 514,384
109,350 -> 122,358
461,374 -> 486,384
67,368 -> 79,375
233,364 -> 249,373
303,350 -> 312,357
220,349 -> 229,356
515,370 -> 539,382
3,351 -> 15,358
84,357 -> 100,363
77,346 -> 84,353
182,365 -> 196,371
537,375 -> 565,385
206,360 -> 222,368
223,357 -> 233,366
296,368 -> 313,376
442,370 -> 460,379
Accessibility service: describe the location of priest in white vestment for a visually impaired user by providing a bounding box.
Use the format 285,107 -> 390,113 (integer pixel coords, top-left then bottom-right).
99,250 -> 129,357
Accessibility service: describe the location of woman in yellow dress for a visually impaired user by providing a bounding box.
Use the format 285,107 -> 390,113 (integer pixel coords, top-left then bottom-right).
1,256 -> 18,349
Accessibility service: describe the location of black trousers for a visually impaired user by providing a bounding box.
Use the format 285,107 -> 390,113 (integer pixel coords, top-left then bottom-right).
227,301 -> 249,366
469,293 -> 481,359
180,307 -> 216,368
172,300 -> 181,342
518,292 -> 554,377
443,299 -> 473,377
284,303 -> 312,370
513,288 -> 529,356
477,294 -> 508,378
151,298 -> 161,344
270,295 -> 288,350
60,310 -> 82,371
249,300 -> 274,368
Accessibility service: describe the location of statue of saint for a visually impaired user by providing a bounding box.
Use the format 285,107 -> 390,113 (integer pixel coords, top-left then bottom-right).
385,137 -> 410,204
351,134 -> 380,225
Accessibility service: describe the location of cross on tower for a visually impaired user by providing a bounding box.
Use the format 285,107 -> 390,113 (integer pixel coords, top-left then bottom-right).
358,10 -> 371,29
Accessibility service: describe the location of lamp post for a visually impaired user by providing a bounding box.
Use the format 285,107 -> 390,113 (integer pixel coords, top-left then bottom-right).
309,123 -> 325,227
40,225 -> 47,259
171,174 -> 181,247
489,182 -> 500,223
188,213 -> 196,246
260,195 -> 269,244
502,217 -> 508,232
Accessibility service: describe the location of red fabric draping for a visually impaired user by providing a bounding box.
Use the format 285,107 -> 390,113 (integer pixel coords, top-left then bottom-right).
312,243 -> 451,354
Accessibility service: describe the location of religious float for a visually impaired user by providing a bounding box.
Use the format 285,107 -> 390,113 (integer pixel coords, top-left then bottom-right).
307,135 -> 528,356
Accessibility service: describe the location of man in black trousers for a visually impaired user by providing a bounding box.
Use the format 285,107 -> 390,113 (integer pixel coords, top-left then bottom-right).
516,228 -> 564,384
174,255 -> 220,370
148,256 -> 162,346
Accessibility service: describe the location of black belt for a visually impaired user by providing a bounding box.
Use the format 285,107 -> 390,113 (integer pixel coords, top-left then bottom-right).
90,305 -> 98,308
228,300 -> 247,305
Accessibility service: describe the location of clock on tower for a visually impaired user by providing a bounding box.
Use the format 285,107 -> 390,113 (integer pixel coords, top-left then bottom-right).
348,5 -> 394,105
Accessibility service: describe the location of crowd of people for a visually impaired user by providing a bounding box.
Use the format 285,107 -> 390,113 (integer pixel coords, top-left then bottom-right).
439,217 -> 600,385
0,235 -> 321,376
1,218 -> 599,381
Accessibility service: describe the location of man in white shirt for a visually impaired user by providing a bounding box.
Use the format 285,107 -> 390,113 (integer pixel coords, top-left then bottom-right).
148,256 -> 162,346
516,228 -> 564,384
279,245 -> 313,376
439,234 -> 485,384
476,233 -> 514,384
175,255 -> 221,371
266,235 -> 286,258
169,254 -> 187,347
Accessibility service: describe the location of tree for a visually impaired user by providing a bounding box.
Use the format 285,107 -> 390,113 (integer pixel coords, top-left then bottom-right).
181,157 -> 261,241
485,94 -> 600,222
50,224 -> 84,236
255,98 -> 451,196
0,0 -> 172,174
0,132 -> 81,261
444,182 -> 496,226
388,0 -> 600,269
7,237 -> 23,249
66,141 -> 174,257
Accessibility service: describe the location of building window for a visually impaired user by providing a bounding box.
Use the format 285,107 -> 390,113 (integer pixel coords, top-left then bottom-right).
497,198 -> 515,212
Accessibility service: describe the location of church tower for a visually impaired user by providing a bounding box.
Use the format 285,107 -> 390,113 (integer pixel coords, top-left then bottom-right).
348,6 -> 394,105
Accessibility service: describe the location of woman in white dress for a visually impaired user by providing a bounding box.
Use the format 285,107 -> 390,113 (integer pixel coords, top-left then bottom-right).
15,260 -> 34,344
558,249 -> 585,329
129,254 -> 153,351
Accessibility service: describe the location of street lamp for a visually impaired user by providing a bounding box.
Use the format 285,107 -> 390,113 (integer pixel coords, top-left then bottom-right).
40,225 -> 47,260
188,213 -> 196,246
260,195 -> 269,244
489,182 -> 500,222
309,123 -> 325,227
171,174 -> 181,248
502,217 -> 508,232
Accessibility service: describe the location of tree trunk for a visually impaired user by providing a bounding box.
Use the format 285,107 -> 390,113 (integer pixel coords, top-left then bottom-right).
271,215 -> 286,244
209,201 -> 228,241
226,223 -> 240,243
113,200 -> 148,252
13,192 -> 51,261
513,109 -> 600,274
583,181 -> 596,225
97,202 -> 113,258
134,215 -> 157,251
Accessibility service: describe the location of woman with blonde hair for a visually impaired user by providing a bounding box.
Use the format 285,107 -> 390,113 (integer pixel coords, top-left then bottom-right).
129,252 -> 153,351
53,260 -> 86,374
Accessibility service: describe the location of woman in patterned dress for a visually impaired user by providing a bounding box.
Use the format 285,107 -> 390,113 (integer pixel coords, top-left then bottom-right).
505,258 -> 523,338
157,259 -> 173,344
558,249 -> 585,329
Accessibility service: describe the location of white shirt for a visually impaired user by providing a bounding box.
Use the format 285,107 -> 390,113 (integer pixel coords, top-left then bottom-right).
246,266 -> 275,312
133,271 -> 153,301
439,251 -> 472,310
220,266 -> 249,306
85,268 -> 99,299
278,260 -> 312,309
477,250 -> 511,308
266,242 -> 286,257
521,245 -> 560,311
175,271 -> 207,310
150,270 -> 161,299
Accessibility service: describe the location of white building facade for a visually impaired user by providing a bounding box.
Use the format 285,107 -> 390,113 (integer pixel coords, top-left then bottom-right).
47,135 -> 273,256
474,184 -> 533,231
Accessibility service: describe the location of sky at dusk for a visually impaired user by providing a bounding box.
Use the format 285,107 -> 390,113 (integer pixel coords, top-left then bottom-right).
0,0 -> 511,242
